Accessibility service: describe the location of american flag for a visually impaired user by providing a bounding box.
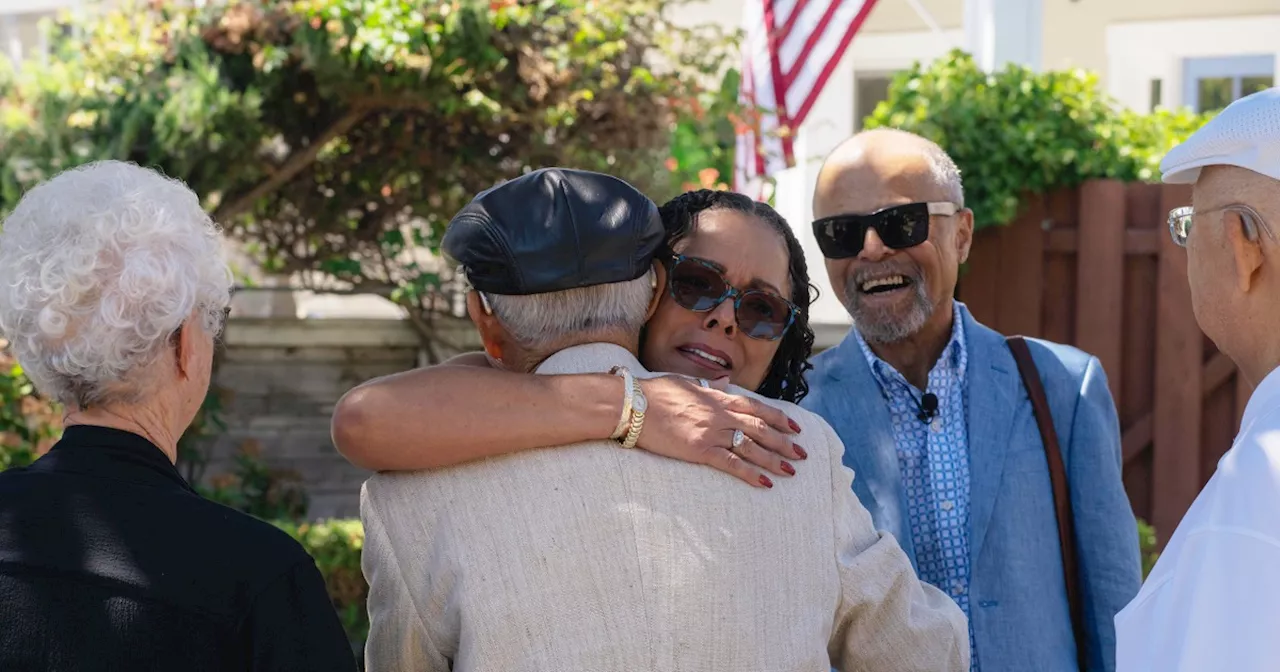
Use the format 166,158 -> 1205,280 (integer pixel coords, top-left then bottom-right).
735,0 -> 880,196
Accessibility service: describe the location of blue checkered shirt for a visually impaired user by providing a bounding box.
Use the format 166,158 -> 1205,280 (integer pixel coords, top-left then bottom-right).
854,306 -> 979,669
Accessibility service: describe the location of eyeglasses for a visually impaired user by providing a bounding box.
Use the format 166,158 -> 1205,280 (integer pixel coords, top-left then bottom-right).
812,201 -> 959,259
169,306 -> 232,343
1168,203 -> 1269,247
666,254 -> 798,341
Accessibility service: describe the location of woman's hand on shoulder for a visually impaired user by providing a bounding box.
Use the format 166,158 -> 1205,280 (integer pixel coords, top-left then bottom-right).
634,375 -> 807,488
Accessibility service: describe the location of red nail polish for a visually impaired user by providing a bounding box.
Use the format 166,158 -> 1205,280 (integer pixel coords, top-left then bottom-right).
788,419 -> 802,433
793,443 -> 808,460
780,462 -> 796,476
759,475 -> 774,488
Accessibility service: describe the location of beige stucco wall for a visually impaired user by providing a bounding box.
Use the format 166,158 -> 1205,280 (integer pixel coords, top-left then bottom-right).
665,0 -> 742,30
861,0 -> 964,32
1042,0 -> 1280,82
671,0 -> 965,35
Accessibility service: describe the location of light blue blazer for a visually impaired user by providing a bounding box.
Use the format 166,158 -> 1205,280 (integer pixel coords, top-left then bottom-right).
802,308 -> 1141,672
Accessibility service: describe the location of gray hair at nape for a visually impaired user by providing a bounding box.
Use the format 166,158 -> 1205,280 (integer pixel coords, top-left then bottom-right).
0,160 -> 233,408
469,268 -> 656,365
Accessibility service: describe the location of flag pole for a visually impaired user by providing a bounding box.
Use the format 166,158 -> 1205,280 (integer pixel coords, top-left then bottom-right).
903,0 -> 949,38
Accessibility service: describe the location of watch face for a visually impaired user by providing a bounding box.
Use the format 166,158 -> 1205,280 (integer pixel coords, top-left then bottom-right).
632,386 -> 648,413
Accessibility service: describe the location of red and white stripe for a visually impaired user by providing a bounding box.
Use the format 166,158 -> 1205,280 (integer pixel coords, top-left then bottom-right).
735,0 -> 879,196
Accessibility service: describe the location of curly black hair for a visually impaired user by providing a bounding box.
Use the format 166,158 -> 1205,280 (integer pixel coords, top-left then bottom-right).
656,190 -> 816,403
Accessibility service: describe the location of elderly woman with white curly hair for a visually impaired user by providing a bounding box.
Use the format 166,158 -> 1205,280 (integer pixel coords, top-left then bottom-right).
0,161 -> 357,672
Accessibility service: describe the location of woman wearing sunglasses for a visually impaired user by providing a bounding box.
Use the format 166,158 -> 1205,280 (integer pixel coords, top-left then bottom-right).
332,190 -> 815,487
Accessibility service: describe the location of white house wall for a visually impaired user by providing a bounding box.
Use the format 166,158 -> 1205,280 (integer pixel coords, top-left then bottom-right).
1105,15 -> 1280,112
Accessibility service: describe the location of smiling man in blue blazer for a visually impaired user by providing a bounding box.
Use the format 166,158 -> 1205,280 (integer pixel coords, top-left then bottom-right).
801,129 -> 1141,672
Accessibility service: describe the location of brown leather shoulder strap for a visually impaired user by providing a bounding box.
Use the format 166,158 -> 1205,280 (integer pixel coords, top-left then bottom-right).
1006,336 -> 1086,672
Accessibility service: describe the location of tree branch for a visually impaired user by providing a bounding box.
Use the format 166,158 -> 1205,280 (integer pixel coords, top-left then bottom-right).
213,107 -> 371,223
353,95 -> 435,112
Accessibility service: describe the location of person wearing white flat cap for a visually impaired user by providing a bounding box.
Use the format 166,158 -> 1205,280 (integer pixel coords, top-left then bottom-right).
1114,86 -> 1280,672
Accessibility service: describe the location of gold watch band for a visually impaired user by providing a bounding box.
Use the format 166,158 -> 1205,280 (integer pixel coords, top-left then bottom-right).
620,377 -> 646,449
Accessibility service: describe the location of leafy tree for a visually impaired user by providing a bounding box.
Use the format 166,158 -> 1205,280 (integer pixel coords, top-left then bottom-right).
1,0 -> 736,359
667,68 -> 739,192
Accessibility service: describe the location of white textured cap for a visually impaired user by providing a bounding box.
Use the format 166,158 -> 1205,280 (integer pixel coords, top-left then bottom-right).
1160,87 -> 1280,184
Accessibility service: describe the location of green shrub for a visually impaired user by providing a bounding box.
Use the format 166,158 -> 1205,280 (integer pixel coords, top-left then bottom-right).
1138,518 -> 1160,579
274,518 -> 367,646
865,50 -> 1212,230
0,340 -> 62,471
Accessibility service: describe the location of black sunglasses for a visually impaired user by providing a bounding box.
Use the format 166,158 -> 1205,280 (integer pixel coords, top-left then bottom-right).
812,201 -> 959,259
665,254 -> 797,341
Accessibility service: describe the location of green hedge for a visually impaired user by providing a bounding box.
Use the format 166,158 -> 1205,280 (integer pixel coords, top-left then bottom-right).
865,50 -> 1211,230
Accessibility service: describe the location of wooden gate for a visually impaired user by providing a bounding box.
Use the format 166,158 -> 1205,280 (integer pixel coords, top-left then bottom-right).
957,180 -> 1249,546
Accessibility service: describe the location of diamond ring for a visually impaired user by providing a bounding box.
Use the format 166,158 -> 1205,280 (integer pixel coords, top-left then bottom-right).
731,429 -> 746,451
698,378 -> 710,389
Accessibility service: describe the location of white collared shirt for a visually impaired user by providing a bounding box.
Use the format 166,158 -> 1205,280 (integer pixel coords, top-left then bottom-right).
1115,365 -> 1280,672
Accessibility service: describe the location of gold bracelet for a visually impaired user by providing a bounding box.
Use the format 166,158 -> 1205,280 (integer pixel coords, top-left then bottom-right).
609,366 -> 634,440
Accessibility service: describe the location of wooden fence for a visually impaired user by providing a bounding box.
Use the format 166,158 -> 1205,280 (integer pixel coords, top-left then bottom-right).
957,180 -> 1246,547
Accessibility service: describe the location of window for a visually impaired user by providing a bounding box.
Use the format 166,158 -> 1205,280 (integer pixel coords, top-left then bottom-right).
1149,78 -> 1162,111
1183,55 -> 1275,113
854,74 -> 893,131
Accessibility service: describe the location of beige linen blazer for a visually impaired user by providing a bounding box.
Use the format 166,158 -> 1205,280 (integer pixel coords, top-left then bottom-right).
361,343 -> 968,672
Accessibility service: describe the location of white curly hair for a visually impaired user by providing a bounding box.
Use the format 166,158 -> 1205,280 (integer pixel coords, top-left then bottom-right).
0,161 -> 233,408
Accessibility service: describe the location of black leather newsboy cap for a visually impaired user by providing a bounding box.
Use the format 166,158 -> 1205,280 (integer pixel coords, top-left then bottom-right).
442,168 -> 665,296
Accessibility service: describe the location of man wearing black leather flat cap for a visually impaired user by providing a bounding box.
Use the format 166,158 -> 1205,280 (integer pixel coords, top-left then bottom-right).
359,167 -> 969,672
